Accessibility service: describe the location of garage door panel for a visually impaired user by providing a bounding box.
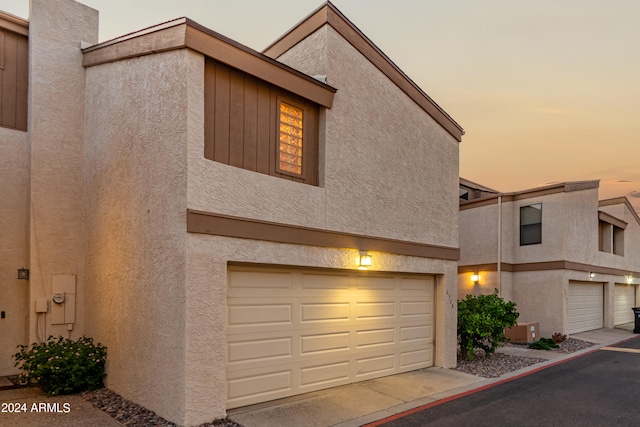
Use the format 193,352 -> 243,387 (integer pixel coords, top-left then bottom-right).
301,273 -> 350,290
357,302 -> 396,319
228,302 -> 293,328
400,324 -> 432,343
615,284 -> 636,325
355,354 -> 395,376
228,337 -> 293,364
227,370 -> 292,405
300,332 -> 350,355
400,348 -> 432,368
568,282 -> 603,334
356,328 -> 395,348
400,300 -> 432,317
227,268 -> 435,409
301,302 -> 350,322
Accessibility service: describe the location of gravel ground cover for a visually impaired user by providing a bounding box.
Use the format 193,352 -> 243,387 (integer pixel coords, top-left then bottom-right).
82,389 -> 241,427
455,338 -> 596,378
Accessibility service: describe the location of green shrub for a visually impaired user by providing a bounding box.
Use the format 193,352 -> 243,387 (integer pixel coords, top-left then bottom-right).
529,337 -> 559,350
458,291 -> 519,361
14,336 -> 107,396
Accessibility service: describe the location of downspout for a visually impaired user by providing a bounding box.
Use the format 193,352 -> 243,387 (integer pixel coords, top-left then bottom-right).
497,196 -> 502,297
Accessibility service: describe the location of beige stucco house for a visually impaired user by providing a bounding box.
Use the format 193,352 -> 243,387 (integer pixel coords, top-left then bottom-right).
459,178 -> 640,338
0,0 -> 464,424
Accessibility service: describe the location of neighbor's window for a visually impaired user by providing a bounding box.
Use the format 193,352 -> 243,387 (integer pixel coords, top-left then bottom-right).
520,204 -> 542,245
599,219 -> 625,256
278,101 -> 304,176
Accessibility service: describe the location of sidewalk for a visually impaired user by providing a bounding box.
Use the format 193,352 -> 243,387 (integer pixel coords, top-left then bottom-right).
0,327 -> 635,427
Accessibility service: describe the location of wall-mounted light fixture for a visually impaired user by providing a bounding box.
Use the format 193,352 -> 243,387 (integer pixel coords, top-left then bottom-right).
17,268 -> 30,280
471,273 -> 480,285
359,252 -> 372,270
589,272 -> 596,279
627,275 -> 634,284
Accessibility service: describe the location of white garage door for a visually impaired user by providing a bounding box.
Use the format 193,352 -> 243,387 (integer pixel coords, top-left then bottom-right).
226,267 -> 435,409
614,284 -> 636,325
568,282 -> 603,334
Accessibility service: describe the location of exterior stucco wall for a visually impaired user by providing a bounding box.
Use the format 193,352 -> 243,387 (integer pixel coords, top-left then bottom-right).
84,49 -> 190,424
189,25 -> 459,247
0,127 -> 29,375
459,204 -> 500,266
185,24 -> 460,423
511,270 -> 566,337
27,0 -> 98,342
185,233 -> 459,424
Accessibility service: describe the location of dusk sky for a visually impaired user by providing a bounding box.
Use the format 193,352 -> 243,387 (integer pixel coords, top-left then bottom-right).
4,0 -> 639,209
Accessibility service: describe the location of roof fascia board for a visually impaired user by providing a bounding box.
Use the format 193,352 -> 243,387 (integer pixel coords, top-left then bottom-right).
82,18 -> 335,108
460,180 -> 600,211
184,20 -> 335,108
0,11 -> 29,36
263,2 -> 464,142
598,211 -> 627,230
599,197 -> 640,227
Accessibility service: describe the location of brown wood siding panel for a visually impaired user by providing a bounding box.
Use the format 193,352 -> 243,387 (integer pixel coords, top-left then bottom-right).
214,63 -> 230,164
256,82 -> 271,175
243,79 -> 258,171
3,31 -> 18,127
303,101 -> 318,184
0,30 -> 28,132
204,58 -> 319,186
203,59 -> 216,160
14,33 -> 27,131
228,69 -> 245,168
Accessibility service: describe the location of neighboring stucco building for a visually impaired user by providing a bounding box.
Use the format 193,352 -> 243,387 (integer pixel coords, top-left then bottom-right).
458,178 -> 640,337
0,0 -> 464,425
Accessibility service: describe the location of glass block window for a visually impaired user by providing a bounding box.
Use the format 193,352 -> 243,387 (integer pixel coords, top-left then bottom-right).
278,102 -> 304,176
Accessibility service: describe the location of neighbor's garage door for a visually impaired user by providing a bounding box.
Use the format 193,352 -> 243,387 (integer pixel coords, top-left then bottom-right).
614,284 -> 636,325
226,267 -> 435,409
568,281 -> 604,334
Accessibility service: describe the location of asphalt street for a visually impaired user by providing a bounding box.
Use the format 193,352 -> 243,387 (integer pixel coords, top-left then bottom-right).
379,336 -> 640,427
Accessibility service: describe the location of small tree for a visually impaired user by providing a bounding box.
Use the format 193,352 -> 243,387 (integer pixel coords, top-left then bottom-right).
457,291 -> 519,361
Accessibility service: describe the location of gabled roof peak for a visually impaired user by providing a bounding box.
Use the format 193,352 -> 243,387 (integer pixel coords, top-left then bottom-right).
263,2 -> 464,142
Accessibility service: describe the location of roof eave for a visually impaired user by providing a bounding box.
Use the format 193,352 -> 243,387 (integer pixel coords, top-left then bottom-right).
82,17 -> 336,108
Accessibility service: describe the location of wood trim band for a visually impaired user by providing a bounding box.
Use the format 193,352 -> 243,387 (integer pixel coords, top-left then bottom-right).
187,209 -> 460,261
82,18 -> 336,108
262,3 -> 464,142
459,261 -> 640,277
0,11 -> 28,37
